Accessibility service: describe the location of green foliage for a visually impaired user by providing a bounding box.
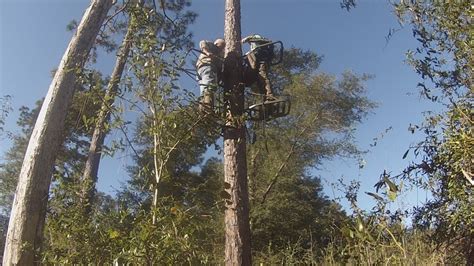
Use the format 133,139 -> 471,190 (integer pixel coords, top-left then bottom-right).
41,2 -> 213,264
395,1 -> 471,100
107,205 -> 216,264
246,48 -> 375,256
254,231 -> 446,265
43,183 -> 115,264
42,158 -> 225,264
307,174 -> 449,265
43,175 -> 219,264
393,1 -> 473,263
406,101 -> 473,263
0,95 -> 12,138
116,158 -> 224,264
319,230 -> 447,265
251,177 -> 347,253
0,76 -> 105,257
0,213 -> 8,261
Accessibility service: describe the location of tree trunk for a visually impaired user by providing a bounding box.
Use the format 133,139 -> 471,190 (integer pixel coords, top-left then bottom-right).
81,20 -> 133,210
223,0 -> 251,265
3,0 -> 113,264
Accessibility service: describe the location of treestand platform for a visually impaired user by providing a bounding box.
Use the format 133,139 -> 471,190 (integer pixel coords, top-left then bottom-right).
247,97 -> 290,121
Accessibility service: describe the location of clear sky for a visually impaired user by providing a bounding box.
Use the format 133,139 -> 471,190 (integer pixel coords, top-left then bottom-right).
0,0 -> 437,213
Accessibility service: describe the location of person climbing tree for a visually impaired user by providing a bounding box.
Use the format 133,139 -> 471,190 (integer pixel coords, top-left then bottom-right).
196,38 -> 225,112
242,34 -> 276,101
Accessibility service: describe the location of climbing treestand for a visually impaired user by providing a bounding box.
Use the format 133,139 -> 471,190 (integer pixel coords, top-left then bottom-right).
193,39 -> 290,125
243,40 -> 291,121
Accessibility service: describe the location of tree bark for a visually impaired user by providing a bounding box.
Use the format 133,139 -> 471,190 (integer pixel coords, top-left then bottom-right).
223,0 -> 251,265
81,20 -> 133,210
3,0 -> 113,264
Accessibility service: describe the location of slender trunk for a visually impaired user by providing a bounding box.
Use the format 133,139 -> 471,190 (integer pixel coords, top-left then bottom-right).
81,20 -> 133,209
3,0 -> 113,264
223,0 -> 251,264
150,104 -> 163,225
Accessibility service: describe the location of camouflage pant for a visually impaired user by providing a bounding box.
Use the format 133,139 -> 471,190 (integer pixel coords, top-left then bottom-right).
244,52 -> 273,96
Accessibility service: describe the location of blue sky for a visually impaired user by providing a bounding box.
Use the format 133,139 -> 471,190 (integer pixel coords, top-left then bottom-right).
0,0 -> 436,213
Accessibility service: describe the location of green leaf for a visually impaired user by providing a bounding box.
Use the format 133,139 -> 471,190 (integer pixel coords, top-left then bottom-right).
365,192 -> 384,202
109,229 -> 120,239
388,190 -> 397,201
82,114 -> 88,127
383,175 -> 398,193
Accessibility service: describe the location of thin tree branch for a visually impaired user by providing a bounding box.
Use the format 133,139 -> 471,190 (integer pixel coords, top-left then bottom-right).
102,2 -> 129,29
110,109 -> 141,160
260,113 -> 317,204
152,0 -> 177,26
